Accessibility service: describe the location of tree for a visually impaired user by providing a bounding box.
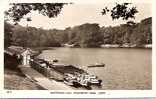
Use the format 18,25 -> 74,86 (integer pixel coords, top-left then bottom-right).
5,3 -> 67,24
4,22 -> 13,48
79,23 -> 102,47
66,23 -> 103,47
102,3 -> 138,20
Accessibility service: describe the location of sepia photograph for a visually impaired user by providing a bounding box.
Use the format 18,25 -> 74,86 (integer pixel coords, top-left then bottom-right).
3,0 -> 153,93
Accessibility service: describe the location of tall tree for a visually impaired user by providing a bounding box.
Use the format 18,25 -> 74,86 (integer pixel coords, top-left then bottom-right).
4,22 -> 13,48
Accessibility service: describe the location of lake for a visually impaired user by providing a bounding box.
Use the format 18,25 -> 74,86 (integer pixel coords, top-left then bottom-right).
38,47 -> 152,90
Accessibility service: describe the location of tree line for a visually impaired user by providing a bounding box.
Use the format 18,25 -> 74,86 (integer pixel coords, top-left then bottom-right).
4,17 -> 152,48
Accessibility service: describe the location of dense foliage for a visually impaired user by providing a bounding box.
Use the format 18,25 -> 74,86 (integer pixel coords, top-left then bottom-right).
101,17 -> 152,45
102,3 -> 138,20
4,17 -> 152,48
5,3 -> 66,24
4,22 -> 13,48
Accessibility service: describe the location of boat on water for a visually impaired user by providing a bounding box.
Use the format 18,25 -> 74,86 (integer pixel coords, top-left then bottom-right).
87,63 -> 105,68
63,72 -> 102,87
30,58 -> 103,88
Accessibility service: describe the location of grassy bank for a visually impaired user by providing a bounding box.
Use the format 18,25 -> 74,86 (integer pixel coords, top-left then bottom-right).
4,68 -> 45,90
4,53 -> 45,90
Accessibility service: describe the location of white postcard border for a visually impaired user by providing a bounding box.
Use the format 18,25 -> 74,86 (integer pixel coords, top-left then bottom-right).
0,0 -> 156,98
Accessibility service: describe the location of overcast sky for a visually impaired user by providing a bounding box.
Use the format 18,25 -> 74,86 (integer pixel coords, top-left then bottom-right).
15,3 -> 151,30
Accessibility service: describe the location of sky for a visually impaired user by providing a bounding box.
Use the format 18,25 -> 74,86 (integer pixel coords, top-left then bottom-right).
12,3 -> 151,30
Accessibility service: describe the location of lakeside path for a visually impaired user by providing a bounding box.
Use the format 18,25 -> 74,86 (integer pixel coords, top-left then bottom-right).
18,65 -> 73,90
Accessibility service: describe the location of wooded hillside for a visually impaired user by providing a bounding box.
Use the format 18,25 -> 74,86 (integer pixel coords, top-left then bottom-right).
5,17 -> 152,48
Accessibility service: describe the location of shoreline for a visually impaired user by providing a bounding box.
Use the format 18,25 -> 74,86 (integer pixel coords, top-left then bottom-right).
31,46 -> 152,51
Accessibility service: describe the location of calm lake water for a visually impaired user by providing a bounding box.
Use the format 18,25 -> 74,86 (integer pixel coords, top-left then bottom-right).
38,47 -> 152,90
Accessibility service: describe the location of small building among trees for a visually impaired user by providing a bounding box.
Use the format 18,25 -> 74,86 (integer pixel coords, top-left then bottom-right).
4,46 -> 32,66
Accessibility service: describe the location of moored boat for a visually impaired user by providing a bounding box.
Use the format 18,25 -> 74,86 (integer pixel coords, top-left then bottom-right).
30,58 -> 103,88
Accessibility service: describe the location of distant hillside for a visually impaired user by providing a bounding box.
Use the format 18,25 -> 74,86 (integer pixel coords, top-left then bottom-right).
5,17 -> 152,48
100,17 -> 152,46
